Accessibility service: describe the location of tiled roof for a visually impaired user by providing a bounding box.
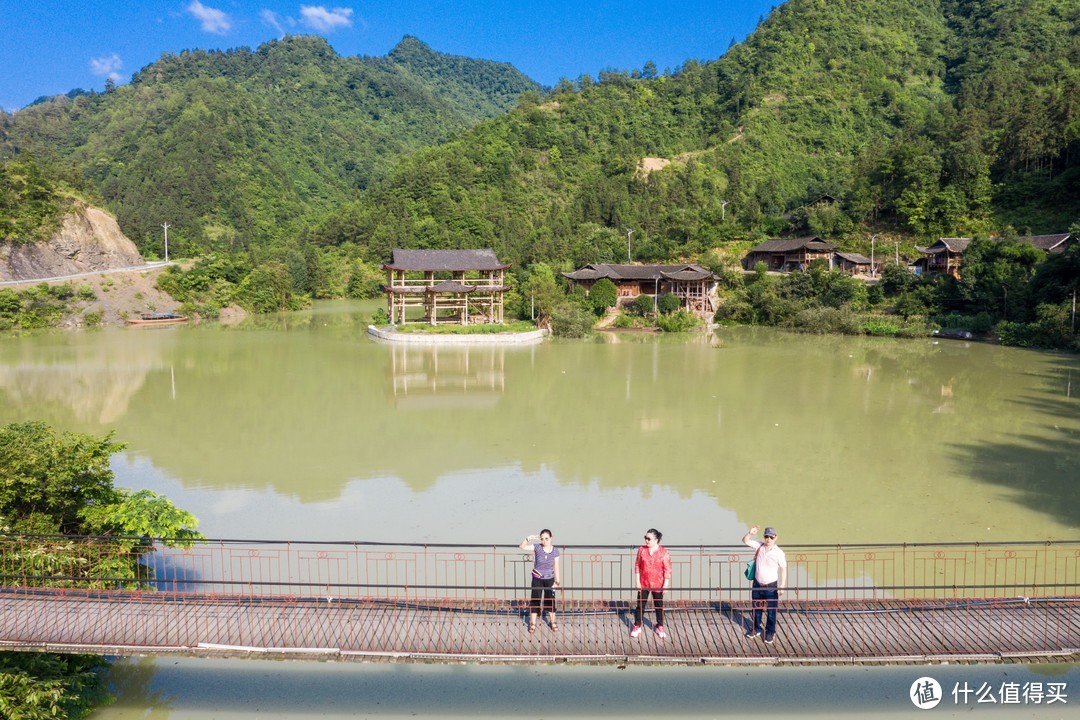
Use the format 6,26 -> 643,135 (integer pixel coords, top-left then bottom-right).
384,249 -> 509,271
1023,233 -> 1073,251
835,252 -> 872,264
563,263 -> 717,282
662,269 -> 715,281
746,236 -> 836,253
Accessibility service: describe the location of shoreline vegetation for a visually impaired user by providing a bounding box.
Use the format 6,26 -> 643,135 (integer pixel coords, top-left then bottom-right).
0,421 -> 203,719
1,245 -> 1078,354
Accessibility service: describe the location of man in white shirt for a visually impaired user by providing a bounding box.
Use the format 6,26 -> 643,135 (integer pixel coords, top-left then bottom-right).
741,525 -> 787,644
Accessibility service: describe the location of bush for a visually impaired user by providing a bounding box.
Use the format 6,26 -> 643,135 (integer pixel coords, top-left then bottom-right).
549,300 -> 594,337
371,307 -> 389,325
656,309 -> 698,332
860,317 -> 901,336
656,292 -> 681,315
792,306 -> 863,334
629,294 -> 655,316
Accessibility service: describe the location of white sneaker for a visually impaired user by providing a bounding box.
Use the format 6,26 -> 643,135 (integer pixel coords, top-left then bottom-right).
655,625 -> 667,639
629,625 -> 642,638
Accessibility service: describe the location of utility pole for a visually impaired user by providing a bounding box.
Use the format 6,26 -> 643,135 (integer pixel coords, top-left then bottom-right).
161,222 -> 170,263
625,228 -> 633,264
894,240 -> 899,266
870,234 -> 877,278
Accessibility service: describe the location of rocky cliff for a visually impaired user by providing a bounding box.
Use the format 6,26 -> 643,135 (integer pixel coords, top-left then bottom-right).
0,205 -> 144,282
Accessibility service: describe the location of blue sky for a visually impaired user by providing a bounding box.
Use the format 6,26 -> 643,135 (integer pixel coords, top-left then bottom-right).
0,1 -> 777,111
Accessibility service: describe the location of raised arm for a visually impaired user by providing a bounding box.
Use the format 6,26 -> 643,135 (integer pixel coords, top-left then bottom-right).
741,525 -> 759,548
519,534 -> 538,551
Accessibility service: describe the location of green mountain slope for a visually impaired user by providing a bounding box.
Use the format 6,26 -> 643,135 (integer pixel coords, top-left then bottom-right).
315,0 -> 1078,268
0,35 -> 540,254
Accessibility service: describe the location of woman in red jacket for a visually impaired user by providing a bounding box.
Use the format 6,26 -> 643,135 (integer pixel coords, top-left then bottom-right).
631,528 -> 671,639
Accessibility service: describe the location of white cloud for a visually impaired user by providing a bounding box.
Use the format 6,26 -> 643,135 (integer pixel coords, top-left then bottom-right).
299,5 -> 354,33
89,53 -> 123,83
187,0 -> 232,35
260,9 -> 286,36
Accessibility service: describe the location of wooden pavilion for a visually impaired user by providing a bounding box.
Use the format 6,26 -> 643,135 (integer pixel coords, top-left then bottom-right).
382,249 -> 509,325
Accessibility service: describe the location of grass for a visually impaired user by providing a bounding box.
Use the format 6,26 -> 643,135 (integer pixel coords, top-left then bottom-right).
388,321 -> 538,335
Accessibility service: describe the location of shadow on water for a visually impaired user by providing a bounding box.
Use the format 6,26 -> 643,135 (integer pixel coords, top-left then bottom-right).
950,376 -> 1080,530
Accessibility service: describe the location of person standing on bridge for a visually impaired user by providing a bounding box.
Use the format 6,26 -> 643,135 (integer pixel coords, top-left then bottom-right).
742,525 -> 787,644
520,529 -> 561,633
631,528 -> 671,639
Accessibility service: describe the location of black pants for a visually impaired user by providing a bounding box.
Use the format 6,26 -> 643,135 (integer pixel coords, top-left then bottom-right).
530,576 -> 556,615
751,580 -> 779,636
634,589 -> 665,627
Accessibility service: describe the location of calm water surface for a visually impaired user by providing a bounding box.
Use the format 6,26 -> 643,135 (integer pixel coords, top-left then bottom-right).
1,300 -> 1076,545
1,300 -> 1078,718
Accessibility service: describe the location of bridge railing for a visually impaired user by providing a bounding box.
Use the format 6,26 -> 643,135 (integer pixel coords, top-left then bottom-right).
1,536 -> 1078,603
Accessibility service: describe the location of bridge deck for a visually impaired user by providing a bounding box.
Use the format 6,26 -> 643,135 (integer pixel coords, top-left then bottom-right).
3,592 -> 1077,665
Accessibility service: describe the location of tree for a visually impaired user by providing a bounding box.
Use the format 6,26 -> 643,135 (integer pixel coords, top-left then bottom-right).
587,278 -> 618,314
0,422 -> 202,718
0,422 -> 120,534
657,292 -> 681,314
958,238 -> 1043,321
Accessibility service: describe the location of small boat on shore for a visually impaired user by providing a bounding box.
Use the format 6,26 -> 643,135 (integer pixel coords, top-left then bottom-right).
126,312 -> 189,326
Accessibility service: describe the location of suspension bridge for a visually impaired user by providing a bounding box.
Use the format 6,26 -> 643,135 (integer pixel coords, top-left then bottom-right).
1,537 -> 1077,665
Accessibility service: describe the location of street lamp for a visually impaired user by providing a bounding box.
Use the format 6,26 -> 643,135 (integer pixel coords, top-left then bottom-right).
870,234 -> 877,278
625,228 -> 633,264
720,199 -> 729,222
161,222 -> 170,263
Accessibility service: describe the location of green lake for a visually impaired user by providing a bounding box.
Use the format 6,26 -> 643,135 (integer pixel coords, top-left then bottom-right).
1,299 -> 1077,718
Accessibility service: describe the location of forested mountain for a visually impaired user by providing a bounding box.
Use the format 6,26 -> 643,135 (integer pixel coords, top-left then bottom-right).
0,36 -> 540,255
312,0 -> 1079,269
2,0 -> 1078,272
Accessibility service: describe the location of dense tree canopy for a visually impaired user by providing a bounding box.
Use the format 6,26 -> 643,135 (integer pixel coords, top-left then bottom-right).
0,421 -> 202,719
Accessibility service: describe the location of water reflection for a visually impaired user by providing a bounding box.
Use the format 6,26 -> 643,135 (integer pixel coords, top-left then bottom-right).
389,344 -> 508,410
0,329 -> 172,424
0,305 -> 1078,545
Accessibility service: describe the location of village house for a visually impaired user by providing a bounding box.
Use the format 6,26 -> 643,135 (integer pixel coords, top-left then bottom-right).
740,236 -> 837,272
915,233 -> 1076,278
562,263 -> 718,317
833,251 -> 877,276
382,248 -> 509,325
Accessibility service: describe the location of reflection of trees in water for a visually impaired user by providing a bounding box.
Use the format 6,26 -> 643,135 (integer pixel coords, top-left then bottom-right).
0,333 -> 171,425
5,319 -> 1078,540
106,657 -> 175,714
950,390 -> 1080,529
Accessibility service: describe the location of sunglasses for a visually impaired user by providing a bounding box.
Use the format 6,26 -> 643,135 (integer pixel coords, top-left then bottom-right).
644,536 -> 655,541
764,535 -> 776,539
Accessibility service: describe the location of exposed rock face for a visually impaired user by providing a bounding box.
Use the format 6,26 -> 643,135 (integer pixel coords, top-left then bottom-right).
0,205 -> 144,282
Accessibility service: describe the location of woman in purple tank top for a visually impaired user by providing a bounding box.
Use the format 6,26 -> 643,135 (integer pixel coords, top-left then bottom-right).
519,529 -> 561,633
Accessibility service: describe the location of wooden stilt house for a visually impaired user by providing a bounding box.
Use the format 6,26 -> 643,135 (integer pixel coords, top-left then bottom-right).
382,249 -> 509,325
